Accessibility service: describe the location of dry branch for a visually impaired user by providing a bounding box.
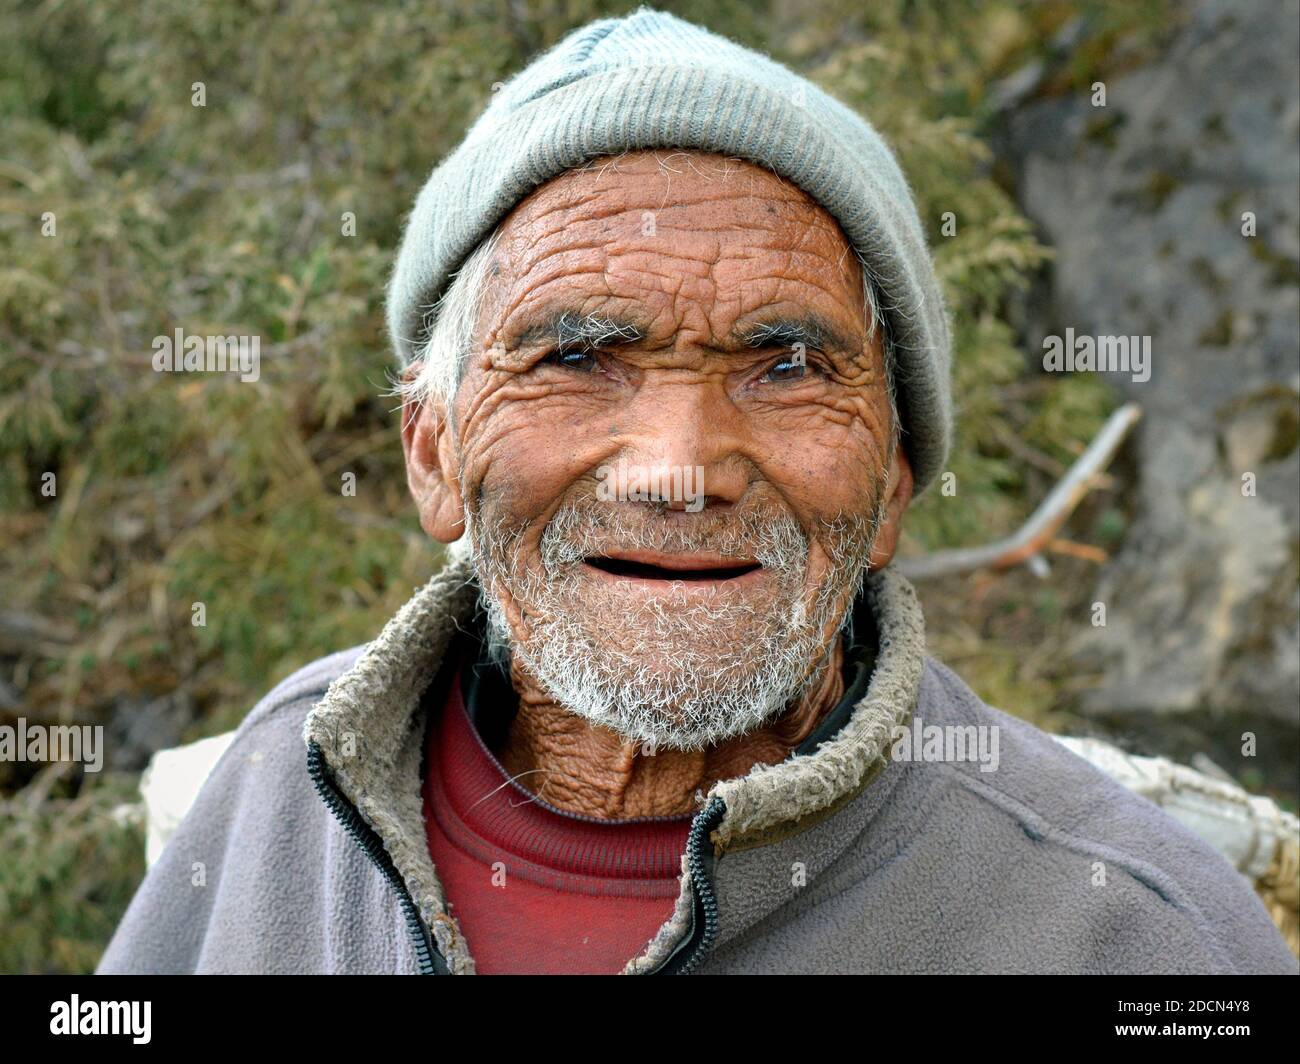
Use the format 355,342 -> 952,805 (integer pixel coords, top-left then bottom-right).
896,402 -> 1142,581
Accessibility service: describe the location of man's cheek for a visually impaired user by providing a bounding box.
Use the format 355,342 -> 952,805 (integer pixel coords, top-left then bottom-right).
756,458 -> 873,529
470,453 -> 568,558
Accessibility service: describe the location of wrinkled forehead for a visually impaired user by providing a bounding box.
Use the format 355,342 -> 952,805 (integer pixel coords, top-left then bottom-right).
481,149 -> 867,333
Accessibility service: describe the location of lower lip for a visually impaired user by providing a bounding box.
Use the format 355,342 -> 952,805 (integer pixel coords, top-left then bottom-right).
580,561 -> 768,594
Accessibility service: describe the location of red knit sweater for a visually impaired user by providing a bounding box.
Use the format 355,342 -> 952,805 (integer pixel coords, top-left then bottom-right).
422,666 -> 693,974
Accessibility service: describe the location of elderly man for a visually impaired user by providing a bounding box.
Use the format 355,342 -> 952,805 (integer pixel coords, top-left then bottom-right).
99,8 -> 1295,975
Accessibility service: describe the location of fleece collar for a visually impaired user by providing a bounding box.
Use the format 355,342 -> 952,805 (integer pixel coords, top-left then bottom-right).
303,549 -> 926,974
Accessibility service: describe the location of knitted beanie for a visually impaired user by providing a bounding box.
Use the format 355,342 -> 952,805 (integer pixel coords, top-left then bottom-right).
387,6 -> 952,491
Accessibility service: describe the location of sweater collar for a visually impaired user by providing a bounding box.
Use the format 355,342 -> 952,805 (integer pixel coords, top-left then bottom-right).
303,548 -> 926,973
430,668 -> 694,881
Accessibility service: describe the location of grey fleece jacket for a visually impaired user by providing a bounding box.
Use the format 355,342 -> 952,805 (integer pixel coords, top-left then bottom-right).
97,555 -> 1297,974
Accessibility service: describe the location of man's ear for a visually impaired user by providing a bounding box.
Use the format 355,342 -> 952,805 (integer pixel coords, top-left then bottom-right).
400,391 -> 465,543
868,443 -> 914,570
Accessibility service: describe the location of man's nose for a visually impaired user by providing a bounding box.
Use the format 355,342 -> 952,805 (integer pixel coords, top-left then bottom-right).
617,378 -> 748,511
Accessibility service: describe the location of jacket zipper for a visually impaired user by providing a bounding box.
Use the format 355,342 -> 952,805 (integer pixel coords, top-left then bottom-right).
645,796 -> 727,975
307,740 -> 724,976
306,741 -> 447,975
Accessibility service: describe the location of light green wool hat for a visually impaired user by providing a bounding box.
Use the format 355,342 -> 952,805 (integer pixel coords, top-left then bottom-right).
387,6 -> 952,491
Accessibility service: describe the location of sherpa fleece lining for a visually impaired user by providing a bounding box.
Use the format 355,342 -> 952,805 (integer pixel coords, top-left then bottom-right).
302,551 -> 926,974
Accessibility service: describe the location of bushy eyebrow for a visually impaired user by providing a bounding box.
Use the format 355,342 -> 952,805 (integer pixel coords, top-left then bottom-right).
515,309 -> 646,349
735,314 -> 860,354
511,307 -> 860,358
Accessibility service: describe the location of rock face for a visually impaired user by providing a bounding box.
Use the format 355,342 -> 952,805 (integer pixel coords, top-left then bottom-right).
1002,0 -> 1299,787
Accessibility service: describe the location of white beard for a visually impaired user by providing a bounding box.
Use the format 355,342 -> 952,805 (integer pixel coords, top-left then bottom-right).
468,496 -> 883,750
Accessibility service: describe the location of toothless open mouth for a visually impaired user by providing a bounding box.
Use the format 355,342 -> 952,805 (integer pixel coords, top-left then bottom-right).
583,556 -> 763,582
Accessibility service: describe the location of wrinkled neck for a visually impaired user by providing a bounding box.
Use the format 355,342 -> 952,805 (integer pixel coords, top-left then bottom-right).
494,638 -> 846,819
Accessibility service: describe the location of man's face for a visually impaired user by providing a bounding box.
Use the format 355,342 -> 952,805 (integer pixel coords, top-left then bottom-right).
404,150 -> 912,749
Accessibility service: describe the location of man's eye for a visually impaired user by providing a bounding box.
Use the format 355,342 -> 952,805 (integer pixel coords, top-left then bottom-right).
762,356 -> 813,383
542,347 -> 598,372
